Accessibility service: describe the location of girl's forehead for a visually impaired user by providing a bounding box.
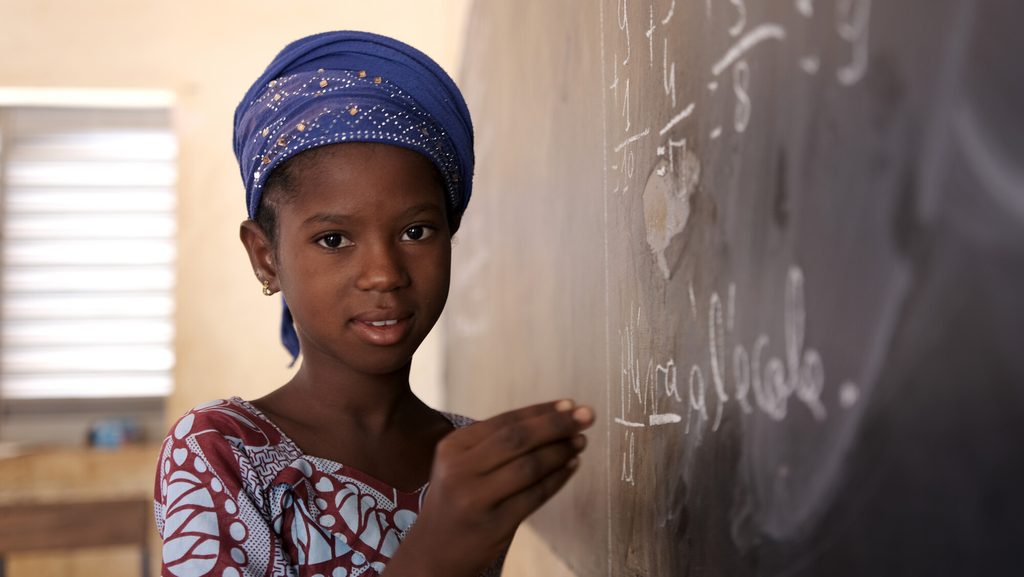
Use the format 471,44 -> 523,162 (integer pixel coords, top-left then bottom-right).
285,144 -> 447,215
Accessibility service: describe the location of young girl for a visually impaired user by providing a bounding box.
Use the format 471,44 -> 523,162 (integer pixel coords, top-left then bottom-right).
154,31 -> 594,577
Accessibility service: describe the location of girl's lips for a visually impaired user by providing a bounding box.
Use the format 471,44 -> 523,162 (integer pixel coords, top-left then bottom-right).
349,316 -> 413,346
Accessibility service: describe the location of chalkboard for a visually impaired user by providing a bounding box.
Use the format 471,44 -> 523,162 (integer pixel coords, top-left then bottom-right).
445,1 -> 1024,575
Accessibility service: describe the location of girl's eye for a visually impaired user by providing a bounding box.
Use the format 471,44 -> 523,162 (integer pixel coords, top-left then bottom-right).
402,225 -> 435,241
317,233 -> 352,249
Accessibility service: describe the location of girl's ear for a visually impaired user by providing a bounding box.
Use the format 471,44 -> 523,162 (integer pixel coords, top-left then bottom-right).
239,219 -> 279,293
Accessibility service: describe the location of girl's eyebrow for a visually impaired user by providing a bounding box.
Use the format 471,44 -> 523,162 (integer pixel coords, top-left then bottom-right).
302,213 -> 350,227
399,202 -> 445,218
301,203 -> 444,227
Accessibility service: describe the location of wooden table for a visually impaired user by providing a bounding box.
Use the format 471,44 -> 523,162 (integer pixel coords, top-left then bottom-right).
0,445 -> 160,577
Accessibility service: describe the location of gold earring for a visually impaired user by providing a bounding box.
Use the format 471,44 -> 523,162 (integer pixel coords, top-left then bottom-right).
261,279 -> 273,296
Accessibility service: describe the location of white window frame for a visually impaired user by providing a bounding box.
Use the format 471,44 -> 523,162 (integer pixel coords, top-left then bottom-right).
0,88 -> 177,401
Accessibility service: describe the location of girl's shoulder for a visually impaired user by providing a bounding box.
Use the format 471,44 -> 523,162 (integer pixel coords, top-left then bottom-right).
167,397 -> 285,447
158,397 -> 303,497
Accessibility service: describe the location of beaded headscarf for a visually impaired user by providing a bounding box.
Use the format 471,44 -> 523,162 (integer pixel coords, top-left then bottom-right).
233,31 -> 474,363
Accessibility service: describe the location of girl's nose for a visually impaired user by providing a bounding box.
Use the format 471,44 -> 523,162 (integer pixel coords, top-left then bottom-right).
354,242 -> 410,292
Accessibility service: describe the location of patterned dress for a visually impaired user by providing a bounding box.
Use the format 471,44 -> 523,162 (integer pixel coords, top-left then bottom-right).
154,397 -> 503,577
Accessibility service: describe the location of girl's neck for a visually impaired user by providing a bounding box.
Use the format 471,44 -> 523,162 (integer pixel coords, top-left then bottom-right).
277,358 -> 424,434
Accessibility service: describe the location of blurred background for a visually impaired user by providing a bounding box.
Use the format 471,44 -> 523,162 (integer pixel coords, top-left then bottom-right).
0,2 -> 566,576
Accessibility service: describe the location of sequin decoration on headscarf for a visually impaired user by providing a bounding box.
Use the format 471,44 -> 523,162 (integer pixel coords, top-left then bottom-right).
233,30 -> 474,364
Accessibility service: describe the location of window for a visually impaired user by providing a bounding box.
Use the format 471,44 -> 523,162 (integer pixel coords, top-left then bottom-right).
0,91 -> 177,399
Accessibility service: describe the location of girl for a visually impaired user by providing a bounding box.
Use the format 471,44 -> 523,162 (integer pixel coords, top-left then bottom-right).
154,31 -> 594,577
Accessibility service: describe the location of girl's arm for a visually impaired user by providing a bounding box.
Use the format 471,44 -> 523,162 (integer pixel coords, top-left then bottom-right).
384,400 -> 595,577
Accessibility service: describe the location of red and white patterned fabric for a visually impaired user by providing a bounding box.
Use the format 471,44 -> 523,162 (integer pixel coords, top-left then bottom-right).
154,397 -> 502,577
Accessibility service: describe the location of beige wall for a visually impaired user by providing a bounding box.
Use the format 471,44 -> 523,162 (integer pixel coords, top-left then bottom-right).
0,0 -> 470,421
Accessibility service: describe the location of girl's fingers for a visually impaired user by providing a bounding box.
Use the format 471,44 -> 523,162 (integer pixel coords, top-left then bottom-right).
441,400 -> 575,450
493,458 -> 579,524
476,437 -> 580,502
467,406 -> 594,474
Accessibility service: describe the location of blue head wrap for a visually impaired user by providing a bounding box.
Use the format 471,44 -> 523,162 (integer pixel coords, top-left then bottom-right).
233,30 -> 474,363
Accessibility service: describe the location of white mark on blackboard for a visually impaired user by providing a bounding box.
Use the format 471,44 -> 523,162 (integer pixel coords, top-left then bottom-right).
608,53 -> 620,105
658,359 -> 682,401
646,3 -> 656,67
733,344 -> 754,413
656,145 -> 666,157
711,23 -> 787,76
710,126 -> 723,139
839,381 -> 860,408
622,77 -> 631,131
621,429 -> 636,485
614,127 -> 651,152
614,417 -> 647,428
662,0 -> 676,24
663,38 -> 677,108
618,0 -> 631,66
733,60 -> 752,133
667,138 -> 687,174
619,307 -> 637,419
727,282 -> 736,332
800,55 -> 821,75
728,0 -> 748,38
709,292 -> 730,431
707,81 -> 719,93
836,0 -> 871,86
796,0 -> 815,17
689,282 -> 698,319
623,146 -> 635,185
659,101 -> 696,136
706,0 -> 712,18
751,335 -> 782,420
785,267 -> 806,392
687,365 -> 709,435
786,267 -> 827,420
798,349 -> 828,420
649,413 -> 683,426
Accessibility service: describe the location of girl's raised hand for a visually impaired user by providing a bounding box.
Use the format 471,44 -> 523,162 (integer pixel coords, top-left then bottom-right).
384,400 -> 595,577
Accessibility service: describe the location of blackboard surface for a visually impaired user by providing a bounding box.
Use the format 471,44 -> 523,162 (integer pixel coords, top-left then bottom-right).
446,1 -> 1024,575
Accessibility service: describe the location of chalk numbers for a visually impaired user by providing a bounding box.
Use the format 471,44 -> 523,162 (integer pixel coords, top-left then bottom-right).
836,0 -> 871,85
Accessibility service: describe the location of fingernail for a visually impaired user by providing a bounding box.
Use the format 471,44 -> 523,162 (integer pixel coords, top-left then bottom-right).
572,435 -> 587,450
572,406 -> 594,424
554,399 -> 575,412
567,457 -> 580,470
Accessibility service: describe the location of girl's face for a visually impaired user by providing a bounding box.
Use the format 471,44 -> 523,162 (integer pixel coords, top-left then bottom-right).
266,142 -> 451,378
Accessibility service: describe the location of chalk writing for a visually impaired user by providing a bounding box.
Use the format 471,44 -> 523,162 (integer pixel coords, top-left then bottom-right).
614,268 -> 855,485
603,0 -> 875,494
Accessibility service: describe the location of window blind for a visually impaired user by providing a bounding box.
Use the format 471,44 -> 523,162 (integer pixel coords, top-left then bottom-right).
0,105 -> 176,399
